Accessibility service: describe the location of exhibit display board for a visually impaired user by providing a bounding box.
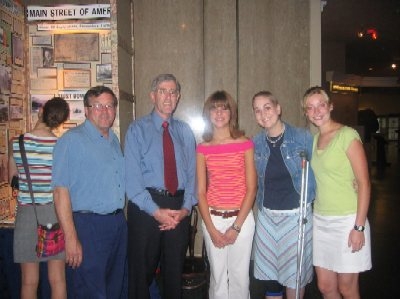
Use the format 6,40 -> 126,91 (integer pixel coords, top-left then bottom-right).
0,0 -> 24,225
0,3 -> 113,225
27,4 -> 112,131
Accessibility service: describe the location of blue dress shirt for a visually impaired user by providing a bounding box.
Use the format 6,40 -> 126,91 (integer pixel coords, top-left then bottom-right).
124,110 -> 197,215
52,120 -> 125,214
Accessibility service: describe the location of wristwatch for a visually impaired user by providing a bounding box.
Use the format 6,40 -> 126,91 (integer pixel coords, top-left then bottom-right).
354,225 -> 365,232
231,223 -> 241,233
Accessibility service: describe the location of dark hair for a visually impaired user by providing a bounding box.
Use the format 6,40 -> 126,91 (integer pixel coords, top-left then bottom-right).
83,86 -> 118,107
150,74 -> 181,93
42,97 -> 70,129
202,90 -> 244,142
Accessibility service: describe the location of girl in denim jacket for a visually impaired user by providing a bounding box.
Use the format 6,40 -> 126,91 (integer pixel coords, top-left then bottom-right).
252,91 -> 316,299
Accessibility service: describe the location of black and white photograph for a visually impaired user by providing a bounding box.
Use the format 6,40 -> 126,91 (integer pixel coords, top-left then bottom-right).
42,47 -> 54,67
96,63 -> 112,82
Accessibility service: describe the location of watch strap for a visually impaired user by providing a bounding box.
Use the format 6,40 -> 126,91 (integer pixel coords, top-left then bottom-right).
354,225 -> 365,232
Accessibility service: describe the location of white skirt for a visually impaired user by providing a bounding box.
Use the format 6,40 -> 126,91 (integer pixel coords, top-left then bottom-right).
313,213 -> 372,273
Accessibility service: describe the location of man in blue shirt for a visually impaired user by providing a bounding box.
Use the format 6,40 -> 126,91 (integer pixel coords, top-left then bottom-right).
125,74 -> 197,299
52,86 -> 127,298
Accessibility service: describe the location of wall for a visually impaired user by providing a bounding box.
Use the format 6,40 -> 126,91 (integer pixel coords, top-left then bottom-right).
359,93 -> 400,116
133,0 -> 320,253
134,0 -> 320,141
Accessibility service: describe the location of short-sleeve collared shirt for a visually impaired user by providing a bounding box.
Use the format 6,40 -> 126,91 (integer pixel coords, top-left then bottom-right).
52,120 -> 125,214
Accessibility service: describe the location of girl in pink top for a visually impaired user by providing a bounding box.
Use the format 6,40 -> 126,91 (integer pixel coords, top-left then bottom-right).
197,90 -> 256,299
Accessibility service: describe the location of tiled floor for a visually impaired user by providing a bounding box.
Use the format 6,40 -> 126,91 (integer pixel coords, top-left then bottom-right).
251,143 -> 400,299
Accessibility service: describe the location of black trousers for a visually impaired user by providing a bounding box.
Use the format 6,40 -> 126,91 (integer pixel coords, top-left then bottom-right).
127,195 -> 190,299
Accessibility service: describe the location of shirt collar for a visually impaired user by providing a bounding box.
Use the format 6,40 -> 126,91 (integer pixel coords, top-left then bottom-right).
84,119 -> 113,139
151,110 -> 174,131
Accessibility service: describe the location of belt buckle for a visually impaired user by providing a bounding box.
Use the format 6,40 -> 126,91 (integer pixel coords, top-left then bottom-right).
222,211 -> 229,218
161,189 -> 170,197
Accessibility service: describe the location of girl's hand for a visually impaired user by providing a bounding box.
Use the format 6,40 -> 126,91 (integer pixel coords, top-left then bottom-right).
348,229 -> 365,253
210,228 -> 226,248
223,227 -> 238,245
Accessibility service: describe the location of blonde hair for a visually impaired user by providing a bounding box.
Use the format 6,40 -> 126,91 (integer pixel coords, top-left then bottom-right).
302,86 -> 330,112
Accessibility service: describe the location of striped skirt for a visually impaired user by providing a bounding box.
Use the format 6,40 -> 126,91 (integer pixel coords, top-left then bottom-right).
253,206 -> 313,289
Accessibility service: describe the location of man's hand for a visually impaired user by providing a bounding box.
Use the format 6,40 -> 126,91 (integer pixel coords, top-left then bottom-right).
65,235 -> 83,269
156,208 -> 189,230
154,209 -> 179,230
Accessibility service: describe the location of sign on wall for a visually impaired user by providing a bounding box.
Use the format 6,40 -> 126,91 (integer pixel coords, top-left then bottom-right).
26,4 -> 111,21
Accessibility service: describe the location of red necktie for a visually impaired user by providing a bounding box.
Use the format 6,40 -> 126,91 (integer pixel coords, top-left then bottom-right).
162,121 -> 178,195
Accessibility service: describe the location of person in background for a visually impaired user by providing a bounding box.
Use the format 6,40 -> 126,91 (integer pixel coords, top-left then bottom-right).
197,90 -> 256,299
302,86 -> 372,299
251,91 -> 316,299
9,97 -> 69,299
125,73 -> 196,299
52,86 -> 127,298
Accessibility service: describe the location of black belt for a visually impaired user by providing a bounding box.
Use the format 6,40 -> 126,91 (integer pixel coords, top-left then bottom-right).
147,188 -> 184,198
73,209 -> 123,216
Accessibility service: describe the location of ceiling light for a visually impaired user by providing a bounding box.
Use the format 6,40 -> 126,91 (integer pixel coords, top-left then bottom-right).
366,28 -> 378,40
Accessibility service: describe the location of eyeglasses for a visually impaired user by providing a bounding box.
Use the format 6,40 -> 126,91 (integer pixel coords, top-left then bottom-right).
157,88 -> 179,96
87,103 -> 116,111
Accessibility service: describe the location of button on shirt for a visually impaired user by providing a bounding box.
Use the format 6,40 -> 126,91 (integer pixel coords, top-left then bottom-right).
124,110 -> 197,215
52,120 -> 125,214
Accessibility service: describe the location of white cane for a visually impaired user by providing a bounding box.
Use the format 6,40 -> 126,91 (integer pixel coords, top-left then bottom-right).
295,151 -> 309,299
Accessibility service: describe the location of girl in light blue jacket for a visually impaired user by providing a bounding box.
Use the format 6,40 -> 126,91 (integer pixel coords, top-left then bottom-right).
252,91 -> 315,299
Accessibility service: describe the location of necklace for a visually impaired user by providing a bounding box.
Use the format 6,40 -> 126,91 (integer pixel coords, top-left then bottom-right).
266,125 -> 285,147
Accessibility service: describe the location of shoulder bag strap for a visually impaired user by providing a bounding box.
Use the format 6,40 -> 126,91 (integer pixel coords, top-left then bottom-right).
19,134 -> 39,226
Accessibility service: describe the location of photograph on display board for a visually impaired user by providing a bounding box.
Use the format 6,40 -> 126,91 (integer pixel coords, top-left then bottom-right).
9,97 -> 23,120
30,94 -> 53,124
13,17 -> 23,35
32,35 -> 52,46
67,100 -> 85,121
54,33 -> 99,62
101,52 -> 111,64
42,47 -> 54,67
0,124 -> 6,154
63,69 -> 91,89
0,95 -> 9,122
37,67 -> 57,78
11,33 -> 23,66
96,63 -> 111,82
0,153 -> 8,183
0,64 -> 11,94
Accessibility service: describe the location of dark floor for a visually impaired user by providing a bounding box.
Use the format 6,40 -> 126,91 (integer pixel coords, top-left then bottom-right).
249,143 -> 400,299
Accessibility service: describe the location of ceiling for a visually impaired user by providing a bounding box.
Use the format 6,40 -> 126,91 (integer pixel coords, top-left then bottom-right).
321,0 -> 400,77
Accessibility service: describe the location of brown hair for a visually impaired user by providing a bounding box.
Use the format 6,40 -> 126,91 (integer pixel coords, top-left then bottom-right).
202,90 -> 244,142
42,97 -> 70,129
